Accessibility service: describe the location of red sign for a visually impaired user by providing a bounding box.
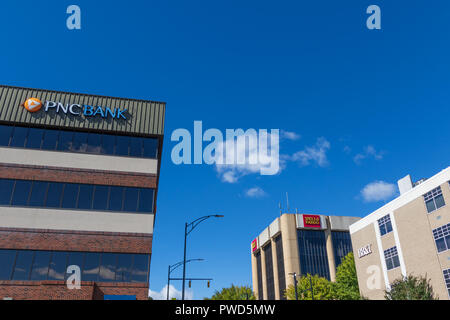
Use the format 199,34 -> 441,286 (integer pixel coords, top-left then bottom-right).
303,215 -> 321,228
251,239 -> 258,252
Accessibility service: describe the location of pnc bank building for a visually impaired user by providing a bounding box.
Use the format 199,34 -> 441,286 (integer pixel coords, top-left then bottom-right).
0,85 -> 165,300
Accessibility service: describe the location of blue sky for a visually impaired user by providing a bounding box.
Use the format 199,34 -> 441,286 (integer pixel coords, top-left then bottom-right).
0,1 -> 449,299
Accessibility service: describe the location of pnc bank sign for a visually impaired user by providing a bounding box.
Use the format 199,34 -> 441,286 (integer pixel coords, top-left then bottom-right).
22,98 -> 128,120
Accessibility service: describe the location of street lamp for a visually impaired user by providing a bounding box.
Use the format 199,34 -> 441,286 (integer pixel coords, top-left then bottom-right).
182,214 -> 224,300
167,259 -> 204,300
289,273 -> 314,300
288,272 -> 299,300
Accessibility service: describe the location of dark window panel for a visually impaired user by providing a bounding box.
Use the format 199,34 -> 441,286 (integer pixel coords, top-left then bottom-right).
115,136 -> 130,156
72,132 -> 88,152
436,238 -> 447,252
131,255 -> 149,283
10,126 -> 28,148
57,131 -> 73,152
83,253 -> 100,281
30,251 -> 51,280
426,200 -> 436,213
101,134 -> 115,155
45,182 -> 64,208
41,129 -> 59,150
129,137 -> 143,157
28,181 -> 49,207
99,253 -> 117,282
123,187 -> 139,212
26,128 -> 44,149
62,184 -> 80,209
78,185 -> 94,210
109,186 -> 124,211
93,186 -> 109,211
116,254 -> 133,282
11,180 -> 32,206
87,133 -> 102,154
12,250 -> 34,280
0,250 -> 16,280
143,138 -> 158,158
138,189 -> 154,213
0,179 -> 14,205
435,195 -> 446,210
0,125 -> 13,146
67,252 -> 85,275
48,252 -> 68,280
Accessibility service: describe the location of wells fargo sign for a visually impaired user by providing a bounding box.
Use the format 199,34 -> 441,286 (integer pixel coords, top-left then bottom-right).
303,214 -> 321,228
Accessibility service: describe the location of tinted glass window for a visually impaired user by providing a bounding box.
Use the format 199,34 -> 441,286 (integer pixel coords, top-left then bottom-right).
138,189 -> 153,212
28,181 -> 48,207
115,136 -> 130,156
116,254 -> 132,282
0,179 -> 14,205
83,253 -> 100,281
46,182 -> 63,208
12,250 -> 33,280
10,126 -> 28,148
123,187 -> 139,212
102,134 -> 115,155
435,195 -> 446,210
0,125 -> 13,146
42,129 -> 58,150
62,184 -> 79,209
87,133 -> 102,153
109,186 -> 124,211
131,255 -> 149,283
143,138 -> 158,158
93,186 -> 109,210
99,253 -> 117,282
78,185 -> 94,210
30,251 -> 51,280
426,200 -> 436,213
129,138 -> 143,157
0,250 -> 16,280
67,252 -> 85,274
48,252 -> 67,280
72,132 -> 88,152
11,180 -> 32,206
57,131 -> 73,151
25,128 -> 44,149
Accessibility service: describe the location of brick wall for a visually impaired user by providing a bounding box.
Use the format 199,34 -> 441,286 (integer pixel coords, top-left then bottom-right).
0,280 -> 148,300
0,228 -> 152,254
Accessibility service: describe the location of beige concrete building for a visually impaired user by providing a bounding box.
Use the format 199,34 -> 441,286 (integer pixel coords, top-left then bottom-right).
350,167 -> 450,300
251,213 -> 360,300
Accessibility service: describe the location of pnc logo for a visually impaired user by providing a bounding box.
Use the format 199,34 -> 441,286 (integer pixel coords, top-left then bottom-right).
23,98 -> 43,113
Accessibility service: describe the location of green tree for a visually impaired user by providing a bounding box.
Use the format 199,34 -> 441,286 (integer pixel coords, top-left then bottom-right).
332,252 -> 361,300
205,285 -> 255,300
384,275 -> 437,300
285,274 -> 333,300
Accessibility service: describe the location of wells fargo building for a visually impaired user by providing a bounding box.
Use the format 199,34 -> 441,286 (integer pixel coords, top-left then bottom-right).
0,85 -> 165,300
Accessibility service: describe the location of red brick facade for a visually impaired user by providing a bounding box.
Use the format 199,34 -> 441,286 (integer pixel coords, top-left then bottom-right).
0,228 -> 152,254
0,280 -> 149,300
0,163 -> 157,188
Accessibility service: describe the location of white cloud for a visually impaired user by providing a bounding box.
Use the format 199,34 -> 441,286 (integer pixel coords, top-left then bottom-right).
149,285 -> 194,300
354,145 -> 384,165
215,131 -> 280,183
361,181 -> 397,202
281,130 -> 301,141
245,187 -> 267,198
290,137 -> 330,167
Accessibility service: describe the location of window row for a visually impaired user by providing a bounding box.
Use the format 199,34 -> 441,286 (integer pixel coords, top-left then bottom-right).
0,249 -> 150,283
378,214 -> 393,236
423,186 -> 445,213
384,246 -> 400,271
0,125 -> 158,159
0,179 -> 154,213
433,223 -> 450,253
444,269 -> 450,298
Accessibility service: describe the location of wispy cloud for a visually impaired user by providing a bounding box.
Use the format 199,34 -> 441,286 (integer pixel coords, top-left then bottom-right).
360,181 -> 397,202
149,285 -> 194,300
281,130 -> 301,141
245,187 -> 267,198
290,137 -> 331,167
354,145 -> 384,165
